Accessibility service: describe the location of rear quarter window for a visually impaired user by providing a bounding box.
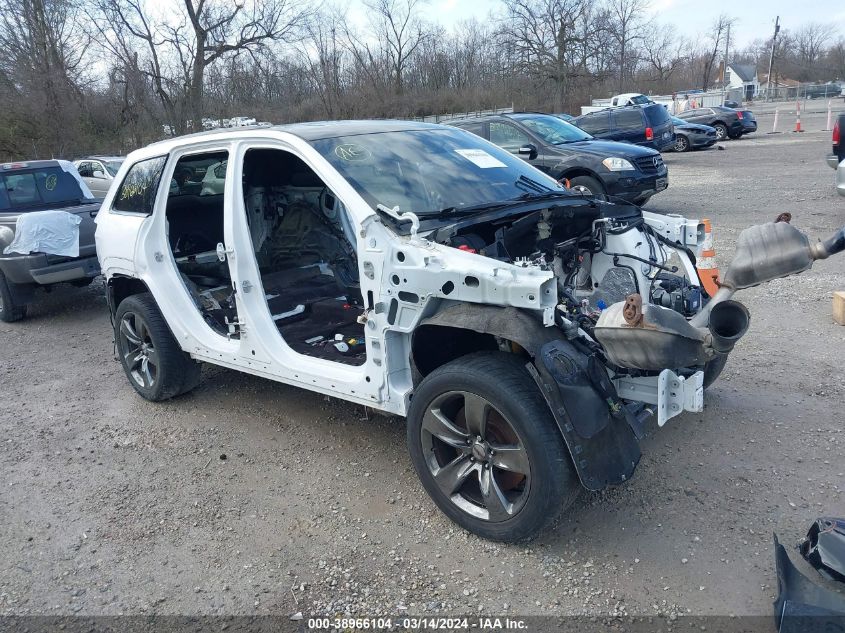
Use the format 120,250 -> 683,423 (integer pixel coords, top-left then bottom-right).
112,156 -> 167,214
613,110 -> 644,131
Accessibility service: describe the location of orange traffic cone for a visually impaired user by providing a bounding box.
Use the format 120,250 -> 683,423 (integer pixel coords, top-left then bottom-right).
697,219 -> 721,297
794,101 -> 803,133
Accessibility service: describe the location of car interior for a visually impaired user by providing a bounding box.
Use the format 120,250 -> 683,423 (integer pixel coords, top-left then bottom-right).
164,149 -> 366,366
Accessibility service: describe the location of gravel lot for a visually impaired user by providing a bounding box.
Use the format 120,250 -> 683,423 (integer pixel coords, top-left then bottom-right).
1,108 -> 844,623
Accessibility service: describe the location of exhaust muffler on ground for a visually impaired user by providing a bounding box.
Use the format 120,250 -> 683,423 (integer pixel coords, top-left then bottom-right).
594,221 -> 845,371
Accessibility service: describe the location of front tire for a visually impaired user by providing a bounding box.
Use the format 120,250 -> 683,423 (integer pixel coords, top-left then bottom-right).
115,293 -> 202,401
713,123 -> 728,141
407,352 -> 580,542
567,175 -> 604,198
0,270 -> 27,323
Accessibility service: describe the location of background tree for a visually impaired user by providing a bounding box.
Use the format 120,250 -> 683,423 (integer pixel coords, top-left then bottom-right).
605,0 -> 651,92
500,0 -> 592,112
700,14 -> 735,91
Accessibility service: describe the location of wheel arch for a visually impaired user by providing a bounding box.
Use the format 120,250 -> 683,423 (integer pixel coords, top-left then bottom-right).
410,303 -> 553,381
556,167 -> 606,191
107,275 -> 152,317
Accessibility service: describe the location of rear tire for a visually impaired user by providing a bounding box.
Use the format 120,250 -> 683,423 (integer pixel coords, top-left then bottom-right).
674,135 -> 690,152
114,293 -> 202,401
407,352 -> 580,542
0,270 -> 27,323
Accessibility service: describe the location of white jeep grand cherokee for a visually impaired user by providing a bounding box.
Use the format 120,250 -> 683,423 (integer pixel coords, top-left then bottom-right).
95,121 -> 844,541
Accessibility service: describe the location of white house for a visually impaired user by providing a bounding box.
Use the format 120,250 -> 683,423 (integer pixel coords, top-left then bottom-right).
725,64 -> 759,100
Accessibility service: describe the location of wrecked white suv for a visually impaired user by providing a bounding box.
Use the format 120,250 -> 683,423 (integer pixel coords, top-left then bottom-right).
96,121 -> 845,542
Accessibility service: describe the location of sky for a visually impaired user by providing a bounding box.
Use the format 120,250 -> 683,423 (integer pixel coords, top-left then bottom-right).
346,0 -> 845,50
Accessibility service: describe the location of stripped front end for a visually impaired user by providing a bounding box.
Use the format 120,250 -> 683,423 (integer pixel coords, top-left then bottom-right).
425,197 -> 844,490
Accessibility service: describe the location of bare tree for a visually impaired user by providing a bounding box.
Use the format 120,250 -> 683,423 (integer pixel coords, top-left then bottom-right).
605,0 -> 651,92
500,0 -> 591,112
299,7 -> 347,118
642,30 -> 684,87
793,22 -> 837,75
90,0 -> 310,131
700,14 -> 734,91
0,0 -> 88,156
347,0 -> 429,97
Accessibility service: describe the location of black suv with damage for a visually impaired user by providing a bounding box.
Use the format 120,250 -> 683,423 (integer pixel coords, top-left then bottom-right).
0,160 -> 100,321
449,113 -> 668,206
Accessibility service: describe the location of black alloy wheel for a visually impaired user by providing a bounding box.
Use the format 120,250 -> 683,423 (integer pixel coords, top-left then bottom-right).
114,293 -> 202,401
407,352 -> 580,542
118,310 -> 159,390
419,389 -> 532,522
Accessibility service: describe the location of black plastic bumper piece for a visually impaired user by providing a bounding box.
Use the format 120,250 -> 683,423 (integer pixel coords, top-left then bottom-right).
773,534 -> 845,633
529,339 -> 641,491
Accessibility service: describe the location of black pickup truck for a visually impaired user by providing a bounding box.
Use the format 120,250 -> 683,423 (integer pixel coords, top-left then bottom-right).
0,160 -> 100,322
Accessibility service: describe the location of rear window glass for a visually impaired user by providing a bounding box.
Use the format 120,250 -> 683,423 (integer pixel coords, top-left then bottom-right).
112,156 -> 167,214
643,105 -> 670,126
0,166 -> 88,211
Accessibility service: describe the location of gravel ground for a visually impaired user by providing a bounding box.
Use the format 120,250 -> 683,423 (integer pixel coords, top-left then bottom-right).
1,109 -> 844,623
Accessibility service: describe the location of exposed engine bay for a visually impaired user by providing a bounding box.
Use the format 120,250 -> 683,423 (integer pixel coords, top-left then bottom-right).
422,197 -> 845,429
429,199 -> 709,365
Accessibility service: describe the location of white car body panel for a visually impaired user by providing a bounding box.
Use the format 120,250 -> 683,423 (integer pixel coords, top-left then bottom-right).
96,129 -> 563,416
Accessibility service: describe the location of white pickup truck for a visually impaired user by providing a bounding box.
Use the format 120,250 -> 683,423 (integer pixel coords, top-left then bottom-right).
580,93 -> 675,115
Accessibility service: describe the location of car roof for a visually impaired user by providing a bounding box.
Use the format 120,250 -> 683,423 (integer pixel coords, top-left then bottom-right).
83,155 -> 125,161
148,120 -> 444,147
1,159 -> 63,170
447,112 -> 561,124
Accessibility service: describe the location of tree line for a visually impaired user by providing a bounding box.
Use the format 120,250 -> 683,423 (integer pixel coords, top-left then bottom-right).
0,0 -> 842,160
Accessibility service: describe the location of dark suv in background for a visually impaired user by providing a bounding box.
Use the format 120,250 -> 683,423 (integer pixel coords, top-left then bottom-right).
573,104 -> 675,151
447,112 -> 668,205
675,106 -> 747,140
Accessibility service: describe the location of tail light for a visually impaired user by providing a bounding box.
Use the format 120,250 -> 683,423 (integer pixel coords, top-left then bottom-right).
834,119 -> 841,147
645,127 -> 654,140
736,111 -> 744,120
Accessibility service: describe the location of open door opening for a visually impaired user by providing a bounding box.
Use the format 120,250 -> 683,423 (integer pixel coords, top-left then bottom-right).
242,148 -> 366,366
164,150 -> 237,337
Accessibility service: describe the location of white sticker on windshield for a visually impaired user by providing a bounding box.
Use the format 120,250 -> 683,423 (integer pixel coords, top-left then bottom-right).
454,149 -> 507,169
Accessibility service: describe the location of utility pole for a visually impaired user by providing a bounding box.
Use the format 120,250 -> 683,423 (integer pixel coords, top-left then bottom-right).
723,22 -> 731,103
766,16 -> 781,102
